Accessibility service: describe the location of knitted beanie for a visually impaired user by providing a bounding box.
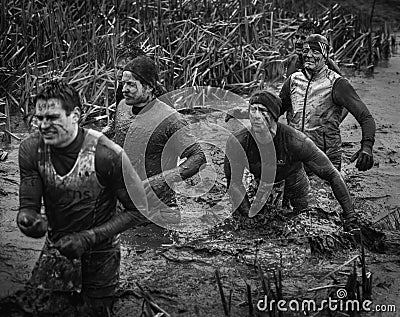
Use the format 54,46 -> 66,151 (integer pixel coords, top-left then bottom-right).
124,55 -> 159,89
249,90 -> 282,121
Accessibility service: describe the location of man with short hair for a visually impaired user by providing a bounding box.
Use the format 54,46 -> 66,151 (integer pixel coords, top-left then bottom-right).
224,90 -> 358,230
121,55 -> 206,225
17,80 -> 148,316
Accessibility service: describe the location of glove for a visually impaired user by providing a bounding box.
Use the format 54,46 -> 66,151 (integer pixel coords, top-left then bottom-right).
54,230 -> 96,259
350,144 -> 374,171
17,209 -> 47,238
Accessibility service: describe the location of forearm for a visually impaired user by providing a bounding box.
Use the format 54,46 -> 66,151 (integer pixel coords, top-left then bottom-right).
229,183 -> 251,213
318,167 -> 354,214
91,188 -> 147,243
147,147 -> 206,186
19,175 -> 43,214
302,140 -> 353,214
306,159 -> 353,214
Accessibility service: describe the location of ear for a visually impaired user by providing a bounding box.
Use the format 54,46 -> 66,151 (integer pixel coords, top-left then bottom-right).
71,107 -> 81,123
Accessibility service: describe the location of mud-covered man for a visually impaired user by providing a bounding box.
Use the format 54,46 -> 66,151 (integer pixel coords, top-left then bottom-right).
224,90 -> 358,230
279,34 -> 376,172
102,44 -> 145,139
285,21 -> 341,77
121,55 -> 206,225
17,81 -> 148,316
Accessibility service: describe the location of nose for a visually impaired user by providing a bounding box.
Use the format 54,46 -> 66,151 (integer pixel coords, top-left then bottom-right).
253,109 -> 264,120
39,118 -> 51,130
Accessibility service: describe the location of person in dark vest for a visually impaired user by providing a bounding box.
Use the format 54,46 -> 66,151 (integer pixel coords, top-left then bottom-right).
121,56 -> 206,226
17,80 -> 148,316
224,90 -> 359,231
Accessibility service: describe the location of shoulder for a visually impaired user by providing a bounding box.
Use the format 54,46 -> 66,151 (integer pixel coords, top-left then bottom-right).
276,122 -> 307,143
228,127 -> 250,146
96,133 -> 123,161
326,58 -> 341,74
20,131 -> 41,152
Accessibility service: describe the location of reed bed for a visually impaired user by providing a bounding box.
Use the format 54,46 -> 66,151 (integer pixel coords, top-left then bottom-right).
0,0 -> 379,124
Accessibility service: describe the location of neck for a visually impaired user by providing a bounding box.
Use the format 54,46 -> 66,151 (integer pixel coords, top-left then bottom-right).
304,64 -> 326,79
54,125 -> 79,148
131,95 -> 156,114
253,122 -> 277,144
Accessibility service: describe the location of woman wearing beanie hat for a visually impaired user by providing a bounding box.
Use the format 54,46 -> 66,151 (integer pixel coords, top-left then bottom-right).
224,89 -> 360,231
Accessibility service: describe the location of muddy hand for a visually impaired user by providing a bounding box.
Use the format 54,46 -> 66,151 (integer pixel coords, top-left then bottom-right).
17,209 -> 47,238
54,230 -> 96,259
349,145 -> 373,171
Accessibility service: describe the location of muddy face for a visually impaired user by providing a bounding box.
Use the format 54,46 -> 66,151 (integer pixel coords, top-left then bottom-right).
249,103 -> 275,144
294,30 -> 310,55
302,43 -> 325,73
35,98 -> 79,147
116,57 -> 129,82
122,71 -> 154,107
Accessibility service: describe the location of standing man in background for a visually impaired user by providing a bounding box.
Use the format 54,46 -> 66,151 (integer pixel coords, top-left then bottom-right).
279,34 -> 376,172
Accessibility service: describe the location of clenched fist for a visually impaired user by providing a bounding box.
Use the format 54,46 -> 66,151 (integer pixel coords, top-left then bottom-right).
17,209 -> 47,238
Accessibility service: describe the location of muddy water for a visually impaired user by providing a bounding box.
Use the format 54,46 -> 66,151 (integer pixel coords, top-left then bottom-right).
1,55 -> 400,316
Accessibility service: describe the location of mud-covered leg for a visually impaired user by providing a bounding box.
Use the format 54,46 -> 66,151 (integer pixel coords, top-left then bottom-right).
81,247 -> 121,317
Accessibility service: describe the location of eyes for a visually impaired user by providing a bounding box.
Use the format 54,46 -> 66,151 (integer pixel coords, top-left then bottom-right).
249,106 -> 269,115
302,48 -> 322,56
35,114 -> 60,122
249,105 -> 271,122
294,34 -> 307,41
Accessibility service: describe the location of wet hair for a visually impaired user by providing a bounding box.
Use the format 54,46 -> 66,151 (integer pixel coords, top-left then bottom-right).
35,79 -> 81,115
297,21 -> 322,35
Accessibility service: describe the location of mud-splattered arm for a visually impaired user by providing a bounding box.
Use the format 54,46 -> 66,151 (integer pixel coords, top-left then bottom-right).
17,135 -> 47,238
145,115 -> 206,191
18,135 -> 43,214
299,137 -> 354,216
332,78 -> 376,147
224,135 -> 251,215
90,137 -> 148,244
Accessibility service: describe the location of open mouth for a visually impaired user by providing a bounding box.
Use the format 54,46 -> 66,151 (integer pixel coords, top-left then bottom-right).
41,131 -> 57,138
